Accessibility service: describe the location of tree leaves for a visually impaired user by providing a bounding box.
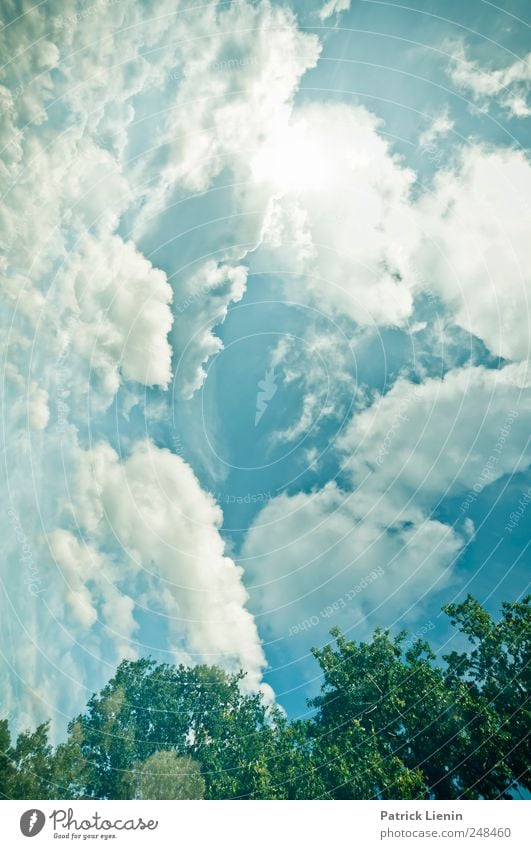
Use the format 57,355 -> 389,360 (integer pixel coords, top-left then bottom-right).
1,596 -> 528,799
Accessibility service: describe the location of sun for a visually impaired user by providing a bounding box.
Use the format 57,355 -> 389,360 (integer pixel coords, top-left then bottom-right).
251,121 -> 330,195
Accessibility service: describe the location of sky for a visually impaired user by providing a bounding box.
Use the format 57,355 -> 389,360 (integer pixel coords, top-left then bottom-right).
0,0 -> 530,737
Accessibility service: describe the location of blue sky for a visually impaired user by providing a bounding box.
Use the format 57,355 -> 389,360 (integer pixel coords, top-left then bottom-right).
1,0 -> 530,735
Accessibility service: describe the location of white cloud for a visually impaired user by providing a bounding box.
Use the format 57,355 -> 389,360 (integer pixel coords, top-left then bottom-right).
249,101 -> 531,369
67,440 -> 271,695
243,362 -> 531,647
414,146 -> 531,362
172,262 -> 248,399
447,43 -> 531,117
53,233 -> 174,400
0,0 -> 320,419
243,482 -> 464,647
251,103 -> 530,367
418,108 -> 455,147
502,94 -> 531,118
128,1 -> 321,397
0,435 -> 273,736
319,0 -> 351,22
49,529 -> 137,645
253,102 -> 418,328
2,0 -> 530,735
1,0 -> 316,729
134,0 -> 320,200
0,81 -> 172,416
338,362 -> 531,500
265,325 -> 358,446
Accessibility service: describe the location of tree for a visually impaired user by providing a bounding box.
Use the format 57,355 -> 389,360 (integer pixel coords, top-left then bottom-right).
1,595 -> 528,800
309,595 -> 530,799
0,720 -> 55,799
133,751 -> 205,799
443,594 -> 530,796
309,627 -> 429,799
0,720 -> 14,799
50,720 -> 90,799
69,660 -> 288,799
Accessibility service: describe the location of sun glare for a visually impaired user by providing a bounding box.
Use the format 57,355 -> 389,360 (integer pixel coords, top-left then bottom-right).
251,124 -> 330,194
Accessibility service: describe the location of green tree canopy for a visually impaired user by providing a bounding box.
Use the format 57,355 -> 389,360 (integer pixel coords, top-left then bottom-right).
1,595 -> 528,800
133,751 -> 205,800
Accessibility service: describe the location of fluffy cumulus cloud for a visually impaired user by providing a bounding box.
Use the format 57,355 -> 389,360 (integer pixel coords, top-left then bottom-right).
2,0 -> 530,732
0,0 -> 181,732
414,146 -> 531,363
0,437 -> 271,734
0,9 -> 175,421
243,482 -> 464,649
319,0 -> 351,22
64,440 -> 270,693
253,102 -> 418,327
129,0 -> 321,394
418,108 -> 455,148
133,0 -> 320,201
1,0 -> 320,418
243,362 -> 531,648
447,41 -> 531,117
1,0 -> 317,728
250,102 -> 531,366
49,529 -> 138,654
51,233 -> 174,401
338,362 -> 531,499
172,262 -> 248,399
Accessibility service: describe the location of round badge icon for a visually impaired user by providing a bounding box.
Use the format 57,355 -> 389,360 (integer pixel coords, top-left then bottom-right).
20,809 -> 46,837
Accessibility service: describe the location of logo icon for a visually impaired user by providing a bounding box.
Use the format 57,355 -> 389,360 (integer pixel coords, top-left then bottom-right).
255,368 -> 278,425
20,809 -> 45,837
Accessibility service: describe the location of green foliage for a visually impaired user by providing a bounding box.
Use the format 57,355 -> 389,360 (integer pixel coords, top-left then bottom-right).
133,751 -> 205,800
442,594 -> 531,796
309,627 -> 429,799
0,721 -> 55,799
0,719 -> 14,799
69,660 -> 286,799
1,595 -> 528,800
